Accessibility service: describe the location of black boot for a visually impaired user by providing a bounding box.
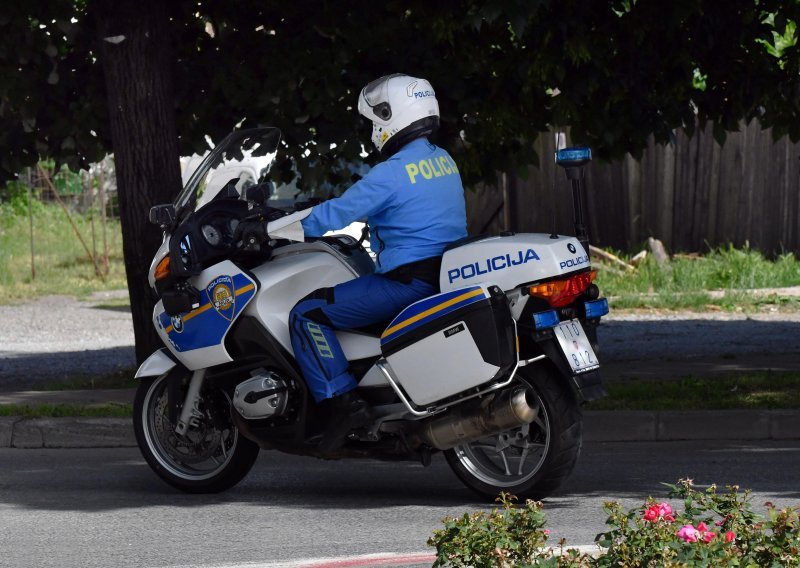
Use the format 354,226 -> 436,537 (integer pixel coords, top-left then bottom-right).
317,391 -> 373,453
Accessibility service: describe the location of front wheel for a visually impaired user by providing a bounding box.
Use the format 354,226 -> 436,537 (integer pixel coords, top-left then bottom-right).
134,372 -> 259,493
444,364 -> 582,500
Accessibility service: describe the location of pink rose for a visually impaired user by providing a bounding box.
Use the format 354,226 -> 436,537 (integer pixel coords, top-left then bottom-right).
703,532 -> 716,543
697,522 -> 709,532
725,531 -> 735,543
644,502 -> 675,523
677,525 -> 699,542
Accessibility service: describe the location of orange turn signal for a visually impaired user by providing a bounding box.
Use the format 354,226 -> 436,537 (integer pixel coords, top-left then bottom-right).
154,255 -> 171,281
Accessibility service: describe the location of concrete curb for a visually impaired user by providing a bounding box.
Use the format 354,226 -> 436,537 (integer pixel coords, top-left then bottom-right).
0,411 -> 798,448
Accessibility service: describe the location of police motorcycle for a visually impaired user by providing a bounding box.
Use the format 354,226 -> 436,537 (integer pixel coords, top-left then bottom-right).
135,126 -> 608,499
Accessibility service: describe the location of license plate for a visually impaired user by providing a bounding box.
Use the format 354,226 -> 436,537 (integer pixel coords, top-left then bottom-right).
554,319 -> 600,374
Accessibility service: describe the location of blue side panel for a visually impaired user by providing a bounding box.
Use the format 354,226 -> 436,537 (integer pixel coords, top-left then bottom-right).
157,272 -> 257,352
380,285 -> 486,346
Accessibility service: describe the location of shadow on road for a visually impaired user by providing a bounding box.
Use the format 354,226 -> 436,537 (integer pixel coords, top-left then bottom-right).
1,440 -> 798,514
0,347 -> 136,391
600,318 -> 800,362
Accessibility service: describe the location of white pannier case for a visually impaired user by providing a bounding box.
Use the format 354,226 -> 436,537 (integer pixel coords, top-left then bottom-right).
379,283 -> 517,406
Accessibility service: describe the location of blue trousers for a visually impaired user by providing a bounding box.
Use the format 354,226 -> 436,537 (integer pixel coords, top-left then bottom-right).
289,274 -> 436,402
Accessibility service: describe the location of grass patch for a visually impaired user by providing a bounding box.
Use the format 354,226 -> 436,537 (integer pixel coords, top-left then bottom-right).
0,403 -> 132,418
0,202 -> 127,303
596,245 -> 800,312
41,368 -> 137,391
608,291 -> 800,312
587,371 -> 800,411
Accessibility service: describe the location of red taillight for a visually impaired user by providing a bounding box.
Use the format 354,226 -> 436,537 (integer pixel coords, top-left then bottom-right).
528,270 -> 596,307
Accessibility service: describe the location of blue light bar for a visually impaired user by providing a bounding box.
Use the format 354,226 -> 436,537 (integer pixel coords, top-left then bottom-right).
556,147 -> 592,166
532,309 -> 560,330
584,298 -> 609,319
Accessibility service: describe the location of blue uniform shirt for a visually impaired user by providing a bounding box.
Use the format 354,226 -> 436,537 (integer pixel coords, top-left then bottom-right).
301,138 -> 468,273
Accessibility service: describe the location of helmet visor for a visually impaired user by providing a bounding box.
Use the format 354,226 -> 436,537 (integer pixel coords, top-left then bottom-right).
361,73 -> 403,107
360,73 -> 407,121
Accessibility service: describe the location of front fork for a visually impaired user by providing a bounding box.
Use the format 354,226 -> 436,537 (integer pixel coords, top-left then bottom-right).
175,369 -> 206,436
135,349 -> 210,435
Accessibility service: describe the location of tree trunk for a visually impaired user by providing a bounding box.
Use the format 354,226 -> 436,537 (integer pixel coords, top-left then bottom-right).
93,0 -> 181,364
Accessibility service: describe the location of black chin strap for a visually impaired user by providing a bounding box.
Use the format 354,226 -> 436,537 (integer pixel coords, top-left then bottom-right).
380,117 -> 439,157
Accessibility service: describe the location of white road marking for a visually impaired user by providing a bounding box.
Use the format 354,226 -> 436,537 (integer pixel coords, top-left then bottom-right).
163,545 -> 604,567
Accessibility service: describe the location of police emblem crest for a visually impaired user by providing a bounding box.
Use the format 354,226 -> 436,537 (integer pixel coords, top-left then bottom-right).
207,275 -> 236,321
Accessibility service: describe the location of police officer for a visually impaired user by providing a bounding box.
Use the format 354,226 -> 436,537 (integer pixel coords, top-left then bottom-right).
251,74 -> 468,452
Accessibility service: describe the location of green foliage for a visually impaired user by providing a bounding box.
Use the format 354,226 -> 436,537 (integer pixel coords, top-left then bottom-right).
596,480 -> 800,567
429,481 -> 800,567
428,493 -> 563,568
0,180 -> 41,216
760,13 -> 799,60
596,245 -> 800,312
2,1 -> 799,188
0,2 -> 109,182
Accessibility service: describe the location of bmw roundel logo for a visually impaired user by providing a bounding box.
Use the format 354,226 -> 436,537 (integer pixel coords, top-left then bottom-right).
567,243 -> 577,253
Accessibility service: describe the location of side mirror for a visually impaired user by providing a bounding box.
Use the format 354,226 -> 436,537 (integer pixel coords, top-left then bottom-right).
149,204 -> 176,227
245,182 -> 274,205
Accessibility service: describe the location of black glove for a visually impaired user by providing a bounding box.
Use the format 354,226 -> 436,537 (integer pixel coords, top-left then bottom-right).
234,219 -> 268,251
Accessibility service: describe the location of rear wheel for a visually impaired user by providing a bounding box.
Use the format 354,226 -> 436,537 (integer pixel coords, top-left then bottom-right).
444,364 -> 582,500
134,372 -> 259,493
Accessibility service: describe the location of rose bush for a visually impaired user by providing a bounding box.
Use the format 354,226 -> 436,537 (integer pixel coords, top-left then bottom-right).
428,480 -> 800,567
596,479 -> 800,567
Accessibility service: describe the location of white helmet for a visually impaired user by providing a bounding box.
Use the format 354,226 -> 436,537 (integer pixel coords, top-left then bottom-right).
357,73 -> 440,155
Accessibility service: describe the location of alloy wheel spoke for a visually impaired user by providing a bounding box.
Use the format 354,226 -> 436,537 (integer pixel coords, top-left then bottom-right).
517,447 -> 530,475
499,449 -> 512,476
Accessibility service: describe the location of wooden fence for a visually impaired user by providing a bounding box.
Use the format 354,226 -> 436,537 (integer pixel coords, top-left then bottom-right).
467,121 -> 800,256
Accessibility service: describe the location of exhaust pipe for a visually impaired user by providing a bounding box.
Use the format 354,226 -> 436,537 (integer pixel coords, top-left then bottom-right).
416,388 -> 538,451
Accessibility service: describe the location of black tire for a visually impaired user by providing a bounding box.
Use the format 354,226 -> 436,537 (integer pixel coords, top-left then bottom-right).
134,372 -> 260,493
444,364 -> 582,501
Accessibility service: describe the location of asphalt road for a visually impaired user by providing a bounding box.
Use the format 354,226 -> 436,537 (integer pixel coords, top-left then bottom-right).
1,440 -> 798,568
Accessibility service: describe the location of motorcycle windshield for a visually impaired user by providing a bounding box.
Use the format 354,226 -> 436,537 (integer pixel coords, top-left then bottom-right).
173,127 -> 282,223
